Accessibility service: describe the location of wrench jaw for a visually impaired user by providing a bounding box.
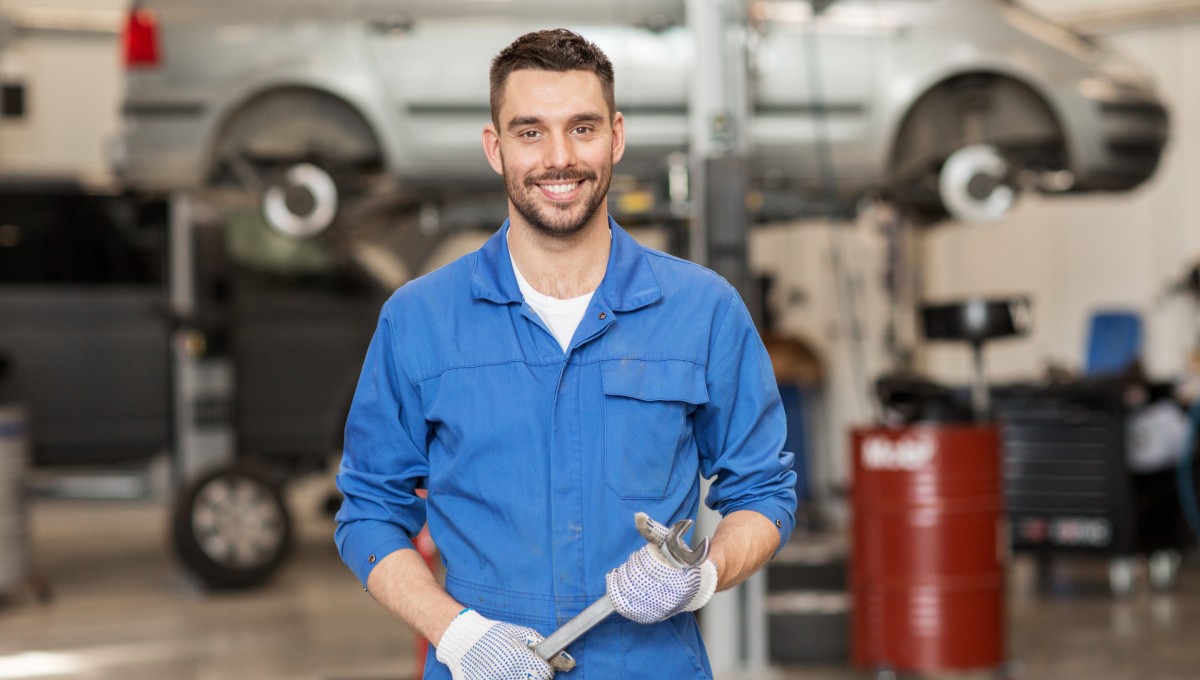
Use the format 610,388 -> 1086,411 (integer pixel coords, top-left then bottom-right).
529,637 -> 577,672
633,514 -> 711,568
649,519 -> 710,569
545,648 -> 576,672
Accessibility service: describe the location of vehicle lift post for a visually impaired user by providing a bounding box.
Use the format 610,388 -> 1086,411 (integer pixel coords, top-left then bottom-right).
167,192 -> 236,490
687,0 -> 770,676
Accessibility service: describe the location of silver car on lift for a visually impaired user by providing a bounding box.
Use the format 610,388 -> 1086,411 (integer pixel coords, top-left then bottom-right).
116,0 -> 1168,225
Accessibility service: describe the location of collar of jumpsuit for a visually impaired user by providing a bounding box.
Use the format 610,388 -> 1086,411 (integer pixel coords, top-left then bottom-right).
506,227 -> 613,353
478,217 -> 661,316
335,216 -> 797,679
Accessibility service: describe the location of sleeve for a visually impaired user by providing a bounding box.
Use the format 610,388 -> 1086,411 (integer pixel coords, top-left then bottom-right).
334,305 -> 431,587
693,286 -> 798,555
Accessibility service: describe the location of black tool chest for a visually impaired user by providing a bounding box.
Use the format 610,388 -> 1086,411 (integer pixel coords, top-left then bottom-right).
998,397 -> 1137,556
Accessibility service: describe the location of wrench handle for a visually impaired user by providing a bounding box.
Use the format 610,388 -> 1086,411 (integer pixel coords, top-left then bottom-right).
533,594 -> 616,662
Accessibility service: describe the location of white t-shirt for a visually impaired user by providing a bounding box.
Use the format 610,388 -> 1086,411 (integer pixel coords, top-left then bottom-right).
511,260 -> 593,352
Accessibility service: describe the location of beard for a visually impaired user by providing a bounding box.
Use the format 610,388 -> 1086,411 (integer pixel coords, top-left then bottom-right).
503,160 -> 612,240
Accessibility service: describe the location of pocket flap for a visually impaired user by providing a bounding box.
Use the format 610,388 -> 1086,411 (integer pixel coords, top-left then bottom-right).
600,360 -> 709,405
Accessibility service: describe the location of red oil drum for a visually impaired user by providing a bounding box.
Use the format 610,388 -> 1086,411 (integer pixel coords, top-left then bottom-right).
850,424 -> 1005,673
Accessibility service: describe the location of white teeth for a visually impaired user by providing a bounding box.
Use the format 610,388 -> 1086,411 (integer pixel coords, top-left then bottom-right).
542,182 -> 579,194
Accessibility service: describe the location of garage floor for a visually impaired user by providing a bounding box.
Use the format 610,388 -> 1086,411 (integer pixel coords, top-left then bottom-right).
1,481 -> 1198,680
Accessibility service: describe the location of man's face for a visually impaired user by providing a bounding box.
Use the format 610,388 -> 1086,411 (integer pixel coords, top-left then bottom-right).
483,69 -> 625,239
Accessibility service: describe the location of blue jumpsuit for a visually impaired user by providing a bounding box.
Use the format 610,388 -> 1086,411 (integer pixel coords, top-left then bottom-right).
336,218 -> 797,679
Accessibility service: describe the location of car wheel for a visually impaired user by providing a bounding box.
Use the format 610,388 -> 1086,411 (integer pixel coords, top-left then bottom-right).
889,75 -> 1065,224
261,161 -> 340,238
937,144 -> 1016,223
209,88 -> 385,239
171,467 -> 292,589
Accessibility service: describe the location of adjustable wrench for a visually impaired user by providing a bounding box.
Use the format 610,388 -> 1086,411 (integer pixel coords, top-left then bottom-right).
532,517 -> 710,671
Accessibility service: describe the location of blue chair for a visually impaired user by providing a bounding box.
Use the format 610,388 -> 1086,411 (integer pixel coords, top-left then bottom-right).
1085,310 -> 1143,376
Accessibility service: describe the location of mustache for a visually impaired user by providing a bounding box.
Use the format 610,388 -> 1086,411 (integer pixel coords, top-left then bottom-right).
523,169 -> 597,188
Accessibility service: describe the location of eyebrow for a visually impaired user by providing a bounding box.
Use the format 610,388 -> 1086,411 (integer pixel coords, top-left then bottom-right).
506,112 -> 607,130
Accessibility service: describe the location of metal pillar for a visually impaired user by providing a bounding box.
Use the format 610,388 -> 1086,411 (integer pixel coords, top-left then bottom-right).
687,0 -> 759,325
687,0 -> 770,676
168,192 -> 236,488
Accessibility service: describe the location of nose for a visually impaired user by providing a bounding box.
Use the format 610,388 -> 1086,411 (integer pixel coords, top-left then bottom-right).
544,131 -> 577,170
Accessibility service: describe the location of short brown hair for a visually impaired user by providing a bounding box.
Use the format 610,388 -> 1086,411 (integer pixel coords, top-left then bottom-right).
489,29 -> 616,127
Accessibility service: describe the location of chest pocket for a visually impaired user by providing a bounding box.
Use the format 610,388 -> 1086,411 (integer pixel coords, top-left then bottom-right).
601,360 -> 709,500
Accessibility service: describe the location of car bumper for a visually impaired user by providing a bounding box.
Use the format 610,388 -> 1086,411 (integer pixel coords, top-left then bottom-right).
1065,84 -> 1169,192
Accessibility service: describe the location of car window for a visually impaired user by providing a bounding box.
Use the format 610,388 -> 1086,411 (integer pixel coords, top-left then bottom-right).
0,184 -> 166,286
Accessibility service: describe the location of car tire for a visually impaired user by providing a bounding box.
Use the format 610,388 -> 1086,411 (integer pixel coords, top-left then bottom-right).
171,466 -> 292,589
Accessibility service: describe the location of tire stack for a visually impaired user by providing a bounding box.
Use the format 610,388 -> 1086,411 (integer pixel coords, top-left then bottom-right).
0,403 -> 30,595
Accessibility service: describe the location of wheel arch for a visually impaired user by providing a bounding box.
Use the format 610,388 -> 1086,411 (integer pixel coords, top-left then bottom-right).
204,83 -> 387,184
884,69 -> 1069,183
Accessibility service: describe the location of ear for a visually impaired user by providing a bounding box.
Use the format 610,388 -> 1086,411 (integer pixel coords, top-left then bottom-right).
482,123 -> 504,176
610,111 -> 626,165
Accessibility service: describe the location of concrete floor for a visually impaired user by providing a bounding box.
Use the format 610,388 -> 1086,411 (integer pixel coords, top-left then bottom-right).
1,483 -> 1198,680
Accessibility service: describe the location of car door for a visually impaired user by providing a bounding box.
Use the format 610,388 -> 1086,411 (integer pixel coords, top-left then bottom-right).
355,0 -> 680,184
228,260 -> 382,466
0,184 -> 171,467
195,201 -> 384,467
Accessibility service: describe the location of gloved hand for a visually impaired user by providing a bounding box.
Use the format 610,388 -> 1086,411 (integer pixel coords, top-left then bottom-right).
605,513 -> 719,624
435,609 -> 557,680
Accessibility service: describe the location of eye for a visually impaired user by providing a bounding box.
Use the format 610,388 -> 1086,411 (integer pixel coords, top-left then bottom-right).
518,129 -> 542,139
571,126 -> 595,135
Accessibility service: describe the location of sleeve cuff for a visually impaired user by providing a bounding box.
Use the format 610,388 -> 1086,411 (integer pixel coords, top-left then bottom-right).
721,501 -> 796,557
335,519 -> 417,588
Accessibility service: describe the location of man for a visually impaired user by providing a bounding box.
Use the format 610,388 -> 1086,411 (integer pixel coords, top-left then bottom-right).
335,29 -> 796,680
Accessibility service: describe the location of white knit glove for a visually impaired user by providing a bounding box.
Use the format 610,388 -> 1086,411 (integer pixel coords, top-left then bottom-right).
605,513 -> 718,624
435,609 -> 556,680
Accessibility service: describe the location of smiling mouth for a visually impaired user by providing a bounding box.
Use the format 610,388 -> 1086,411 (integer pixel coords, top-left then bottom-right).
541,181 -> 580,195
526,171 -> 595,202
535,180 -> 586,202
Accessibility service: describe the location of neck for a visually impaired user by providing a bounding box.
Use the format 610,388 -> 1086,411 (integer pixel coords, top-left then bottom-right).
508,211 -> 611,300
